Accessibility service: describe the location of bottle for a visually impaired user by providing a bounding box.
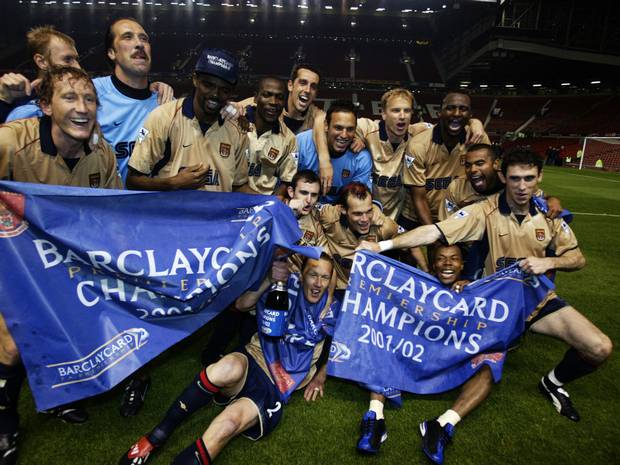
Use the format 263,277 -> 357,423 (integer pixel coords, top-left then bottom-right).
260,280 -> 289,337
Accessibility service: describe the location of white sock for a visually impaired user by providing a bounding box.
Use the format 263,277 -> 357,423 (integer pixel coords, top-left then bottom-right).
547,369 -> 563,387
369,399 -> 385,420
437,409 -> 461,427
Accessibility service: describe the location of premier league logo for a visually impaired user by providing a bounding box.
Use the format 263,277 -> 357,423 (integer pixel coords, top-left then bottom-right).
0,192 -> 28,238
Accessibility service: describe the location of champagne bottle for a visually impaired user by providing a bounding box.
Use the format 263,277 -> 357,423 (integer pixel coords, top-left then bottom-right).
260,280 -> 289,337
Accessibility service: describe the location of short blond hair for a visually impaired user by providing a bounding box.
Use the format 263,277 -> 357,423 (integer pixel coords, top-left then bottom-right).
27,25 -> 75,61
381,88 -> 414,111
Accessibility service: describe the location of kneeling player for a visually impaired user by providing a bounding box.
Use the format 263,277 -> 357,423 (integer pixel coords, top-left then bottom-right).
119,254 -> 335,465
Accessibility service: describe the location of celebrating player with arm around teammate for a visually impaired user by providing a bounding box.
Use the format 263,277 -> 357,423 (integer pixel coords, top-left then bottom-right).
358,148 -> 612,425
119,254 -> 337,465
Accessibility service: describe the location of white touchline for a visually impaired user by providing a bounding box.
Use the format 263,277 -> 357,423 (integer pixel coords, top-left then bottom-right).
572,212 -> 620,218
552,171 -> 620,183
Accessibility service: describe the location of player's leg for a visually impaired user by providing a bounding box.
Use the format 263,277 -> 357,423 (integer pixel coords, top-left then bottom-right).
420,366 -> 493,465
357,391 -> 388,454
119,353 -> 248,465
171,399 -> 259,465
0,315 -> 23,465
530,304 -> 612,421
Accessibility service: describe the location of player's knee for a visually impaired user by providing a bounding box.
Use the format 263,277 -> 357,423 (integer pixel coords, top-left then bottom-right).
0,337 -> 20,365
208,355 -> 246,387
587,333 -> 612,364
211,415 -> 243,441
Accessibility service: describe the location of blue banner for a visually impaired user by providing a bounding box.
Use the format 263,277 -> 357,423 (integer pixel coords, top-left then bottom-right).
327,251 -> 553,394
0,181 -> 319,411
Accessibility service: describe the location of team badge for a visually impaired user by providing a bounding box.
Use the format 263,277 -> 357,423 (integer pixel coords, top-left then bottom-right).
535,228 -> 545,241
219,143 -> 231,158
342,169 -> 351,178
405,154 -> 415,168
365,234 -> 378,242
267,147 -> 279,161
303,230 -> 315,242
0,192 -> 28,238
89,173 -> 101,188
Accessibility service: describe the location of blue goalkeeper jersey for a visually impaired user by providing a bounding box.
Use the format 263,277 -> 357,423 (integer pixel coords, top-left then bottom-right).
93,75 -> 159,183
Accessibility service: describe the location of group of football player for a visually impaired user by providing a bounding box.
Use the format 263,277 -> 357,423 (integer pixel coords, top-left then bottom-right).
0,17 -> 612,465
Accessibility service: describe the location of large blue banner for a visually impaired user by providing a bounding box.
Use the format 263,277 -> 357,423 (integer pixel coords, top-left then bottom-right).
0,182 -> 319,411
328,251 -> 553,394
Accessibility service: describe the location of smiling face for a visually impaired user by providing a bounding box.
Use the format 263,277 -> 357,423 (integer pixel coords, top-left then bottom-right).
255,78 -> 285,124
287,68 -> 319,114
381,95 -> 413,141
440,93 -> 471,137
344,195 -> 374,235
301,257 -> 332,304
326,111 -> 356,155
40,73 -> 97,143
433,245 -> 464,287
465,147 -> 501,194
193,73 -> 234,118
107,19 -> 151,79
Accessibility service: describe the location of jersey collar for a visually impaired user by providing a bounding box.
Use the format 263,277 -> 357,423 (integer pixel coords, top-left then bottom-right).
182,92 -> 224,133
498,191 -> 538,217
111,73 -> 152,100
39,115 -> 93,157
432,123 -> 466,146
379,120 -> 408,143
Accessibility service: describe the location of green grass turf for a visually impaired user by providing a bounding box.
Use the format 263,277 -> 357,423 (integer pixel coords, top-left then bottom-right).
16,166 -> 620,465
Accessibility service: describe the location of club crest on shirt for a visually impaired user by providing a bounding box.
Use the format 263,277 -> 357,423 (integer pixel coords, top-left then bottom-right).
365,234 -> 378,242
88,173 -> 101,188
535,228 -> 545,241
342,169 -> 351,178
267,147 -> 279,161
302,230 -> 315,243
0,192 -> 28,238
219,143 -> 231,158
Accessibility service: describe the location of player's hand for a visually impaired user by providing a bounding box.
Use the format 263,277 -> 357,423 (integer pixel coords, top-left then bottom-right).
519,256 -> 551,275
350,136 -> 366,153
465,118 -> 485,145
0,73 -> 38,104
319,161 -> 333,197
170,164 -> 210,189
545,196 -> 563,219
288,198 -> 304,215
304,365 -> 327,402
220,101 -> 246,121
356,241 -> 381,252
270,260 -> 290,283
451,280 -> 471,293
150,81 -> 174,105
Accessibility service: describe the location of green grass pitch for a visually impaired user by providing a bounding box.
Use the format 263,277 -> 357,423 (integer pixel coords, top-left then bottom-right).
16,166 -> 620,465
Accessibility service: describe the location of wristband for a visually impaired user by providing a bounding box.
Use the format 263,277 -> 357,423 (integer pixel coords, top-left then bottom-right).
378,240 -> 393,252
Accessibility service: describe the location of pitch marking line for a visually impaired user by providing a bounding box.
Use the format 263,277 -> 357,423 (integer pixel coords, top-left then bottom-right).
572,212 -> 620,217
557,172 -> 620,183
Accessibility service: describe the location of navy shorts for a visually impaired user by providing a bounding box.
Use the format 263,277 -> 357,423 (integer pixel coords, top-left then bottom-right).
527,296 -> 569,328
215,349 -> 283,441
397,215 -> 421,232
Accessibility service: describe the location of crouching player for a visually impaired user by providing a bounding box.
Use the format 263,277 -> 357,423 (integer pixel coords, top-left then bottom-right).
119,253 -> 336,465
418,244 -> 496,464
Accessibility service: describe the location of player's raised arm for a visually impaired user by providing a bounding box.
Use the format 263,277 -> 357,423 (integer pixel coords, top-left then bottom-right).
357,224 -> 441,253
